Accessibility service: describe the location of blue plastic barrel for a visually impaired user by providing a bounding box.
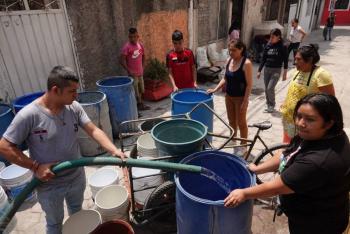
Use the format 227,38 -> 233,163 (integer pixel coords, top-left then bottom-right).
151,119 -> 207,160
171,89 -> 213,141
0,104 -> 14,165
175,151 -> 255,234
96,76 -> 138,138
12,91 -> 44,113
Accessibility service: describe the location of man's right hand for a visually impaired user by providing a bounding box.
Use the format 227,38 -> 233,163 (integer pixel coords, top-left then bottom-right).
35,163 -> 55,182
173,86 -> 178,92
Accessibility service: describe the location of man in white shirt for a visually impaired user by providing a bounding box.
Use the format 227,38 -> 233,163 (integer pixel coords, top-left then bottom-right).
287,18 -> 306,64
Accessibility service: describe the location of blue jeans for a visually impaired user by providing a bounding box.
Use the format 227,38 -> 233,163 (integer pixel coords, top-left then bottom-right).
327,27 -> 333,40
37,171 -> 86,234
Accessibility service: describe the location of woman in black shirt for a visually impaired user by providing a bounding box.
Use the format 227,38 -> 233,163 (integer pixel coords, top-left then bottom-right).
224,93 -> 350,234
257,28 -> 288,113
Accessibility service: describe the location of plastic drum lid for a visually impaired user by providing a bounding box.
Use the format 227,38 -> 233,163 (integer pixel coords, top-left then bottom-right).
89,167 -> 119,188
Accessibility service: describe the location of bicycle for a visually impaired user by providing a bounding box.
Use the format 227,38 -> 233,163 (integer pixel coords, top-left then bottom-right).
120,103 -> 288,232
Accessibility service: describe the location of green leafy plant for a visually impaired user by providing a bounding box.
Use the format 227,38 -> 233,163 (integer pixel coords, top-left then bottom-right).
144,58 -> 168,81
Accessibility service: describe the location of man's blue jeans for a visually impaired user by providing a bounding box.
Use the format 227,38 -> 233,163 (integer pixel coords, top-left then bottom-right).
37,172 -> 86,234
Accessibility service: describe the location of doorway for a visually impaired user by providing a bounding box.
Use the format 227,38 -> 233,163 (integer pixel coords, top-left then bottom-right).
231,0 -> 244,31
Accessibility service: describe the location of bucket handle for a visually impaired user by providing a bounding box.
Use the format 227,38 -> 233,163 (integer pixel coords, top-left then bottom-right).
186,102 -> 233,150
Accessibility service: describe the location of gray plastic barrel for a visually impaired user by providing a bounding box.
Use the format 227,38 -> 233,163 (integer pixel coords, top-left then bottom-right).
175,151 -> 255,234
96,76 -> 138,138
77,91 -> 113,156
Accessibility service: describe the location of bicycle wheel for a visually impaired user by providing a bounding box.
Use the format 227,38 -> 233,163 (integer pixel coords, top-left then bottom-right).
253,143 -> 289,184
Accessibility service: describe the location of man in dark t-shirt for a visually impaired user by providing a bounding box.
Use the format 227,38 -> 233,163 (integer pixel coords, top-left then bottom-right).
166,30 -> 197,91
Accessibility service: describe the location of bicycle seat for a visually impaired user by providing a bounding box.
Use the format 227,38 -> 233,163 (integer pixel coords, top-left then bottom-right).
249,121 -> 272,130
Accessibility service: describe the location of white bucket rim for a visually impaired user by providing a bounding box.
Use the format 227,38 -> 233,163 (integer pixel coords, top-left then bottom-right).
137,133 -> 157,150
95,185 -> 129,210
88,167 -> 119,188
131,167 -> 161,179
0,165 -> 32,181
62,209 -> 102,234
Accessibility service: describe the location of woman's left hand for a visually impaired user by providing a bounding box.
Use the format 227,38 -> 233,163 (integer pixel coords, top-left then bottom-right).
224,189 -> 246,207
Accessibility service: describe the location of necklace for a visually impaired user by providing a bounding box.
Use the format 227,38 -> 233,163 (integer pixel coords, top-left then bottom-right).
232,57 -> 242,66
56,108 -> 66,126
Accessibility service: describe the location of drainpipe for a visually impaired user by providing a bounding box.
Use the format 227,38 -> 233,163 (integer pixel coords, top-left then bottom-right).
188,0 -> 194,50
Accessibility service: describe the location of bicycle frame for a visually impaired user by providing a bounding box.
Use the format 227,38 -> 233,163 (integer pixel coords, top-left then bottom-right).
223,127 -> 271,161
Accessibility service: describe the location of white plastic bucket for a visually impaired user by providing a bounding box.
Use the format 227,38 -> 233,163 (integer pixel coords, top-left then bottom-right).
0,186 -> 16,234
94,185 -> 129,222
88,167 -> 119,198
62,209 -> 102,234
132,166 -> 163,207
0,162 -> 5,173
137,133 -> 159,157
0,164 -> 36,201
0,186 -> 8,210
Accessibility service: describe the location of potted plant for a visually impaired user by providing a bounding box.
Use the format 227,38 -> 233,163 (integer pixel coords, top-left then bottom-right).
143,58 -> 172,101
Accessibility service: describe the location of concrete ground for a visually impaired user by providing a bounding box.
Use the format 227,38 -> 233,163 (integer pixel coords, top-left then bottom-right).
8,26 -> 350,233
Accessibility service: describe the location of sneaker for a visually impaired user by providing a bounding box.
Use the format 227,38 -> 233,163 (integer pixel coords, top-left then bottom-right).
263,106 -> 274,113
234,146 -> 247,157
137,103 -> 151,111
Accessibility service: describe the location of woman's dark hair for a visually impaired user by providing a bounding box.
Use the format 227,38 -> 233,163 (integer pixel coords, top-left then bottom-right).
228,20 -> 240,34
293,18 -> 299,23
297,44 -> 320,65
228,40 -> 246,57
284,93 -> 343,155
293,93 -> 343,136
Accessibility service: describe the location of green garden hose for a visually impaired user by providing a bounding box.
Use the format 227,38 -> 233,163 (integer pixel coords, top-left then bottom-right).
0,156 -> 202,232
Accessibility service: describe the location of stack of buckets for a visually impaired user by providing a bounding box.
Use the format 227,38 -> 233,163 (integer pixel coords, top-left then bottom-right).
134,130 -> 164,208
88,167 -> 130,222
94,185 -> 129,222
0,164 -> 36,203
88,167 -> 120,198
132,160 -> 164,208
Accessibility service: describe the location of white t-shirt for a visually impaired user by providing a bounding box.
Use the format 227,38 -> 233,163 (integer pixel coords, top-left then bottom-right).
290,25 -> 303,43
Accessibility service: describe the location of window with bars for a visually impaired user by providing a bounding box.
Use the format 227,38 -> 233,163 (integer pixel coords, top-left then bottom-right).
0,0 -> 60,11
334,0 -> 350,10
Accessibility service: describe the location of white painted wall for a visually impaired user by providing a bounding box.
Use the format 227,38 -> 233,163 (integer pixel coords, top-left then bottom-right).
241,0 -> 264,47
298,0 -> 318,33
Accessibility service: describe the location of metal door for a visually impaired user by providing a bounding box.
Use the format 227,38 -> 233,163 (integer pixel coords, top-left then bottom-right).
0,0 -> 79,102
